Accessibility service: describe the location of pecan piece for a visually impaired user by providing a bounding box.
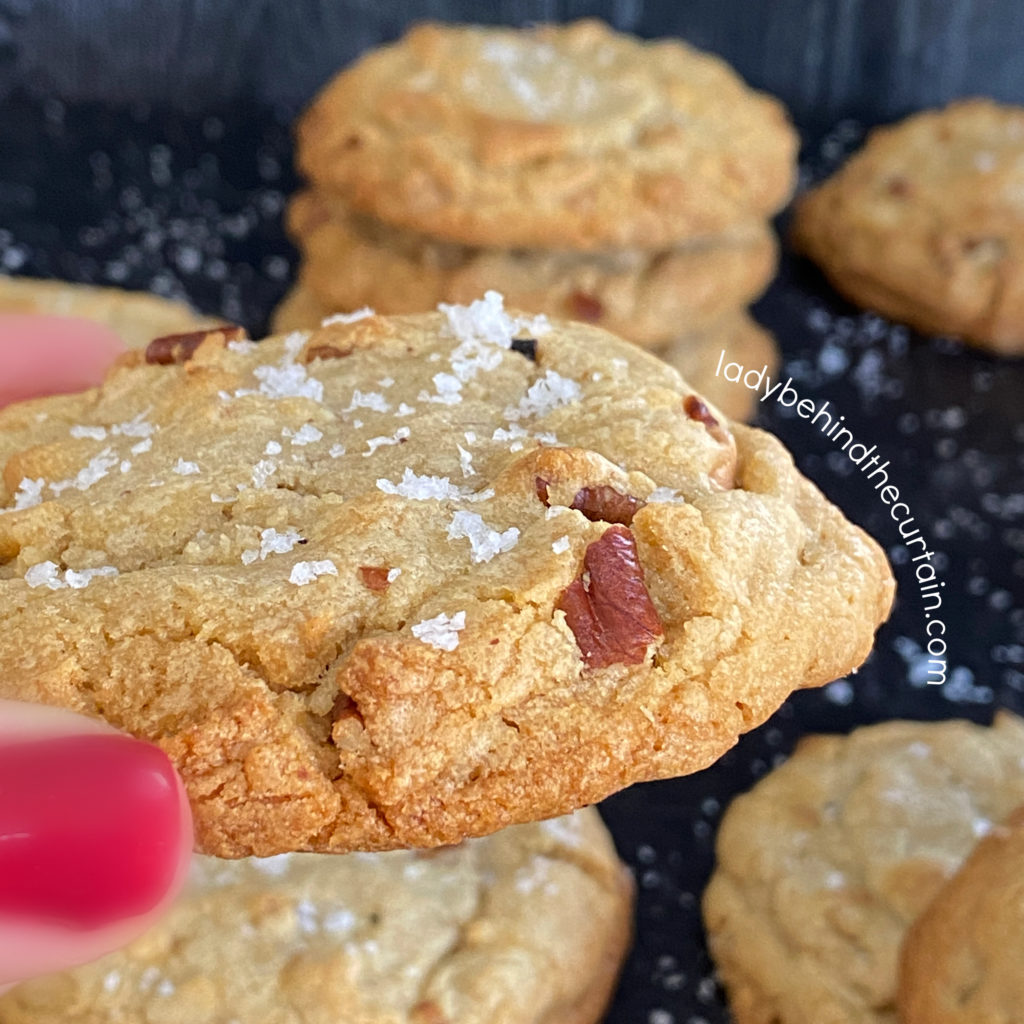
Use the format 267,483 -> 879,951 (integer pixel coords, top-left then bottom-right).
557,525 -> 663,668
302,343 -> 353,363
358,565 -> 391,592
535,477 -> 645,526
144,325 -> 246,365
568,290 -> 603,322
684,394 -> 731,446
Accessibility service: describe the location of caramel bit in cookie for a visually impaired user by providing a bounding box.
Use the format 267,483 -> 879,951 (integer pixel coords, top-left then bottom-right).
510,336 -> 538,362
410,1001 -> 450,1024
569,291 -> 604,322
144,325 -> 246,365
535,477 -> 645,526
684,394 -> 732,446
303,343 -> 354,363
358,565 -> 391,592
885,176 -> 912,198
557,524 -> 663,669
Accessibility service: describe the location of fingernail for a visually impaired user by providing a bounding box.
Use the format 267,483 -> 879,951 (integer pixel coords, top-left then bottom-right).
0,733 -> 183,929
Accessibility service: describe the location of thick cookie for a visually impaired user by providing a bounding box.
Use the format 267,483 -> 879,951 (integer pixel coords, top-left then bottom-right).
899,805 -> 1024,1024
703,714 -> 1024,1024
0,275 -> 209,348
297,20 -> 798,251
0,294 -> 892,858
656,314 -> 780,422
286,190 -> 778,346
792,100 -> 1024,354
0,809 -> 633,1024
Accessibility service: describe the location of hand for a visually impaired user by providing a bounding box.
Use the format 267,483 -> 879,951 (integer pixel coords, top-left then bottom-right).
0,314 -> 194,991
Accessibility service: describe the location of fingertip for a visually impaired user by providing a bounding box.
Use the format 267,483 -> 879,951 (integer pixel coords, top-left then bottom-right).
0,314 -> 125,407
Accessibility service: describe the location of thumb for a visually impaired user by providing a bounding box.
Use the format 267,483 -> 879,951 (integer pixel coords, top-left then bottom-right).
0,701 -> 192,991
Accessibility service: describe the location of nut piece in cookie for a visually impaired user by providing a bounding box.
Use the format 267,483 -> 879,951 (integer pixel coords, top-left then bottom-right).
0,293 -> 892,857
703,713 -> 1024,1024
792,99 -> 1024,354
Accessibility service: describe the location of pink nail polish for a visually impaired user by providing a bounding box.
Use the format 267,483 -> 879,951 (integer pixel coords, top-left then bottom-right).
0,734 -> 183,929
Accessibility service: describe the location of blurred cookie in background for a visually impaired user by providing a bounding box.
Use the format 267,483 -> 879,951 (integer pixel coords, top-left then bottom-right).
703,713 -> 1024,1024
899,804 -> 1024,1024
286,20 -> 796,355
792,100 -> 1024,356
0,276 -> 211,349
655,313 -> 780,422
0,809 -> 634,1024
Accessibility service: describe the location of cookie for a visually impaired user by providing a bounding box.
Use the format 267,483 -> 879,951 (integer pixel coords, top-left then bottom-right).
899,805 -> 1024,1024
703,713 -> 1024,1024
0,294 -> 893,858
286,190 -> 778,346
0,808 -> 633,1024
296,20 -> 798,251
656,314 -> 780,422
791,100 -> 1024,354
0,275 -> 209,349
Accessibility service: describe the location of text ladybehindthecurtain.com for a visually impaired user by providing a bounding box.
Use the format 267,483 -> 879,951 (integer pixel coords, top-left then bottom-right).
716,350 -> 948,685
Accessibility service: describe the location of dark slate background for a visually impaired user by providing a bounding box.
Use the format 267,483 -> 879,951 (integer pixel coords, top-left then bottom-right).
0,4 -> 1023,1024
2,0 -> 1024,128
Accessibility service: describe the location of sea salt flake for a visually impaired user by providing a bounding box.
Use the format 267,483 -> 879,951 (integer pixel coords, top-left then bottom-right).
111,410 -> 156,438
50,446 -> 119,494
227,338 -> 257,354
253,362 -> 324,402
12,477 -> 45,510
289,560 -> 338,586
322,307 -> 373,325
419,372 -> 463,405
245,527 -> 304,565
24,561 -> 64,589
264,440 -> 283,455
394,403 -> 416,417
345,390 -> 390,413
378,376 -> 395,388
119,460 -> 131,474
647,487 -> 685,504
447,510 -> 519,562
329,443 -> 346,458
290,423 -> 323,446
70,425 -> 107,440
130,438 -> 152,455
64,566 -> 118,589
173,458 -> 200,476
457,444 -> 474,477
386,567 -> 402,583
506,370 -> 581,420
552,535 -> 570,554
412,610 -> 466,651
364,427 -> 411,456
251,459 -> 277,488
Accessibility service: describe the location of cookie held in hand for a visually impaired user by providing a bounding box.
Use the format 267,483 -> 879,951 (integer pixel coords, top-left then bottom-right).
0,294 -> 892,857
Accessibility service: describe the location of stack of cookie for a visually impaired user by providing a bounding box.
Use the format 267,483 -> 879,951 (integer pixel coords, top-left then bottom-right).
276,20 -> 799,420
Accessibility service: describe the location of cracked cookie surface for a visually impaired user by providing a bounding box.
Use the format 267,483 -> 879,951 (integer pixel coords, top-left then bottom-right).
703,714 -> 1024,1024
0,294 -> 892,857
0,808 -> 633,1024
792,100 -> 1024,354
0,275 -> 210,349
297,20 -> 797,251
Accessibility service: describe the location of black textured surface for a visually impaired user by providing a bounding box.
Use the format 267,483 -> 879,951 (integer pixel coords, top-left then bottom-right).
1,98 -> 1023,1023
3,1 -> 1024,130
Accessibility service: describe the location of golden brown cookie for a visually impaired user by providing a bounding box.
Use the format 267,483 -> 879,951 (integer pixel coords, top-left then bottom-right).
297,20 -> 798,251
286,190 -> 778,346
0,809 -> 633,1024
0,275 -> 209,348
0,295 -> 893,858
703,714 -> 1024,1024
656,314 -> 780,422
792,100 -> 1024,355
899,805 -> 1024,1024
